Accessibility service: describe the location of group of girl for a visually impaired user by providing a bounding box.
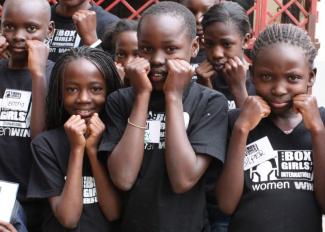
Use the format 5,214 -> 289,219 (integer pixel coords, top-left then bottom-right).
0,0 -> 324,232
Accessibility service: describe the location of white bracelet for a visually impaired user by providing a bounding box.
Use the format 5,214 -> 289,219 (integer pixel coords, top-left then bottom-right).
89,39 -> 102,48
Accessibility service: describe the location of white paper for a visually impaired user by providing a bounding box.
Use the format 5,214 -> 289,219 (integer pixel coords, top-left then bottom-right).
244,136 -> 277,170
0,180 -> 19,222
144,120 -> 161,144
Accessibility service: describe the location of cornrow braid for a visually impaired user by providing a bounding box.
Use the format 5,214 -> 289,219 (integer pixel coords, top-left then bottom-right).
46,46 -> 123,130
252,23 -> 317,68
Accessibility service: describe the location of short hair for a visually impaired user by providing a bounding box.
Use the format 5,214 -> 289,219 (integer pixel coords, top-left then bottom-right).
251,23 -> 317,68
202,1 -> 251,37
102,19 -> 138,54
46,46 -> 123,129
138,1 -> 196,40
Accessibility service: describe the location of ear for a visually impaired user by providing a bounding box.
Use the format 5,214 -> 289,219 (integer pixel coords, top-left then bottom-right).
307,67 -> 316,88
190,36 -> 200,58
47,21 -> 55,39
242,32 -> 252,50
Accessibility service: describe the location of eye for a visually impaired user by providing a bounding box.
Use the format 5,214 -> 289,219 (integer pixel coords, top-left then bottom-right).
115,52 -> 126,59
223,41 -> 232,48
260,73 -> 272,81
2,24 -> 14,32
91,86 -> 104,94
27,25 -> 38,33
204,40 -> 213,48
287,74 -> 301,82
140,46 -> 153,54
65,87 -> 78,93
166,46 -> 178,53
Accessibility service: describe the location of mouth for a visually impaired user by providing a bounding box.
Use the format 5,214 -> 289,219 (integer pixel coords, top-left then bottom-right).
269,100 -> 291,110
148,70 -> 167,82
213,63 -> 225,71
74,109 -> 94,119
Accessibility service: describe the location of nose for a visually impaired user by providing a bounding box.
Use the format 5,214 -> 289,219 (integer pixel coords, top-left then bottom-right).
13,29 -> 26,42
271,80 -> 287,96
125,55 -> 136,66
212,45 -> 224,61
77,90 -> 91,103
150,50 -> 165,67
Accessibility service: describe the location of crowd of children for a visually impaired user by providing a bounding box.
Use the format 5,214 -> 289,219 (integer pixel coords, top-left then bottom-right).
0,0 -> 324,232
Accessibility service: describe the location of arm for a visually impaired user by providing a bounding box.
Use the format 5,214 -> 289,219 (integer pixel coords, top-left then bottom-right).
216,96 -> 270,215
72,10 -> 98,45
108,57 -> 152,191
164,59 -> 211,193
26,40 -> 50,138
86,113 -> 121,221
0,220 -> 17,232
293,94 -> 325,212
49,115 -> 87,229
222,56 -> 249,108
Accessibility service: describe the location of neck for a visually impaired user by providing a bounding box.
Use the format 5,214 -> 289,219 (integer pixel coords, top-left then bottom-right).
271,111 -> 302,133
8,56 -> 28,70
56,1 -> 92,17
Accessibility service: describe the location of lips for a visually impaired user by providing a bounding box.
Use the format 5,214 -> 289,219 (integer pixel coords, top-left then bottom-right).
148,70 -> 167,82
11,46 -> 26,53
74,109 -> 94,119
213,63 -> 225,71
269,101 -> 290,109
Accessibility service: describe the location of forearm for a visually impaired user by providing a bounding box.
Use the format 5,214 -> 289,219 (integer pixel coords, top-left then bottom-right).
165,94 -> 210,193
88,150 -> 121,221
31,72 -> 48,138
50,148 -> 84,229
108,92 -> 150,190
230,85 -> 248,109
310,126 -> 325,212
216,125 -> 248,215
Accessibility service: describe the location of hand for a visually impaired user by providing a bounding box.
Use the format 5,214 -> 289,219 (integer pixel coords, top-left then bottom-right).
195,60 -> 216,88
235,96 -> 271,132
0,36 -> 10,59
72,9 -> 98,45
0,220 -> 17,232
85,113 -> 105,154
163,59 -> 194,97
125,57 -> 152,94
64,115 -> 87,150
115,62 -> 125,82
26,40 -> 50,78
222,56 -> 248,94
293,94 -> 323,132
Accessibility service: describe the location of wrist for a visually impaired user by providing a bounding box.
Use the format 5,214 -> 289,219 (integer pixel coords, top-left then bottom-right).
83,34 -> 98,46
164,92 -> 183,103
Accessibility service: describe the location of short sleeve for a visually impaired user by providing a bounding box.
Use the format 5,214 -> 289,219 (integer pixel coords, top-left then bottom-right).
188,91 -> 228,163
27,136 -> 64,198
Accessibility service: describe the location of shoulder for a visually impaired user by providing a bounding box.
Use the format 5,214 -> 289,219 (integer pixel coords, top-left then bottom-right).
319,106 -> 325,122
108,87 -> 135,102
32,127 -> 66,149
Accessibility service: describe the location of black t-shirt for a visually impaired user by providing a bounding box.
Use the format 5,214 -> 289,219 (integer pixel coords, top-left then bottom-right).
0,59 -> 53,201
212,70 -> 255,110
48,3 -> 119,61
227,108 -> 325,232
99,82 -> 228,232
28,127 -> 118,232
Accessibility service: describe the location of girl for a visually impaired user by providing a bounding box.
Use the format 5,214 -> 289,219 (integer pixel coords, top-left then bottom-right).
196,1 -> 255,109
217,23 -> 325,232
28,47 -> 123,232
102,19 -> 139,85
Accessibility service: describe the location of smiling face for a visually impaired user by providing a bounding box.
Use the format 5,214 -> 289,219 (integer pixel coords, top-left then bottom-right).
1,0 -> 53,63
115,31 -> 138,67
138,14 -> 198,91
63,58 -> 107,120
252,43 -> 315,116
182,0 -> 218,45
204,21 -> 246,71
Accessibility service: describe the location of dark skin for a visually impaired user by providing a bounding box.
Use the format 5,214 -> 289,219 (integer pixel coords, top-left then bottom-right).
0,0 -> 54,139
0,221 -> 17,232
196,21 -> 251,108
216,43 -> 325,215
55,0 -> 98,45
107,14 -> 210,193
49,58 -> 120,229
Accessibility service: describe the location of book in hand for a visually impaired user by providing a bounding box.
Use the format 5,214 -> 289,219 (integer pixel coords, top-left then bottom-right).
0,180 -> 19,222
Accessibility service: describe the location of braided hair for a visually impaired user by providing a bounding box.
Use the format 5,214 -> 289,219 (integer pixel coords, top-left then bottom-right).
252,23 -> 317,68
46,46 -> 123,129
202,1 -> 251,37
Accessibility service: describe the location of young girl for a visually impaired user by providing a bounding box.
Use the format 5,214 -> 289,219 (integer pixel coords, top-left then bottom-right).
217,23 -> 325,232
102,19 -> 139,85
28,47 -> 123,232
196,1 -> 255,109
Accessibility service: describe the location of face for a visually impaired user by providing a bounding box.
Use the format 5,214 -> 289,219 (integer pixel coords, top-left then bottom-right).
58,0 -> 88,8
252,43 -> 315,116
63,58 -> 107,120
1,2 -> 53,61
138,15 -> 199,90
115,31 -> 138,67
204,21 -> 246,71
182,0 -> 219,45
